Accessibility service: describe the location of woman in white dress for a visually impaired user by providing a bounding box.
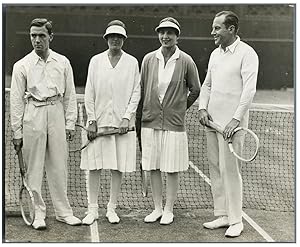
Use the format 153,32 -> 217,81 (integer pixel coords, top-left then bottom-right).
80,20 -> 140,224
137,17 -> 200,225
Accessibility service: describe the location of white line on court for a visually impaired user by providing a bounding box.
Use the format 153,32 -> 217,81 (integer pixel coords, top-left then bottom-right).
90,221 -> 100,242
189,161 -> 275,242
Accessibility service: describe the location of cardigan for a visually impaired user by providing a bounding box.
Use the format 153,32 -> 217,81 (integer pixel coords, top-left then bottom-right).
138,48 -> 200,132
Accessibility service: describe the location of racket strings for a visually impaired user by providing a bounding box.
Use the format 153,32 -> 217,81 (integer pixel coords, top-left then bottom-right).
231,129 -> 259,161
20,188 -> 35,225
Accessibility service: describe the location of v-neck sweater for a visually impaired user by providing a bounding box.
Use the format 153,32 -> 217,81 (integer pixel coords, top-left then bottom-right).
139,49 -> 200,132
85,50 -> 141,128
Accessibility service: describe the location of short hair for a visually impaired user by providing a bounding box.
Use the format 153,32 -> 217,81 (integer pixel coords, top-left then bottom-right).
106,19 -> 126,30
158,17 -> 181,36
215,11 -> 239,34
30,18 -> 53,35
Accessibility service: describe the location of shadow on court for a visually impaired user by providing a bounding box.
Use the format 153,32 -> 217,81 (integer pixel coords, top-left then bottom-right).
4,208 -> 294,243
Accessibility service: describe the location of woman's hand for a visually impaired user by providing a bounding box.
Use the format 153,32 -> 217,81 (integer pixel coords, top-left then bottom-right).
119,118 -> 129,134
87,120 -> 97,141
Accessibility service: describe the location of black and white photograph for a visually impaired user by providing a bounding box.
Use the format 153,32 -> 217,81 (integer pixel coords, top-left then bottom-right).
2,1 -> 295,243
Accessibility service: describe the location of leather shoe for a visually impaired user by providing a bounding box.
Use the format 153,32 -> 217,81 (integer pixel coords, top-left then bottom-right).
144,210 -> 163,223
225,222 -> 244,237
32,218 -> 46,230
56,215 -> 82,225
160,211 -> 174,225
203,216 -> 229,229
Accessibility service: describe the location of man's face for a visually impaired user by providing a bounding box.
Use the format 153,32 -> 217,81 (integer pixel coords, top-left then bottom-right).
30,25 -> 53,55
211,15 -> 233,48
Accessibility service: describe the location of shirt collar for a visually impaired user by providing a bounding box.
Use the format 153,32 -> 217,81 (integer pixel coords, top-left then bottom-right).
219,36 -> 240,54
156,46 -> 180,61
31,49 -> 57,64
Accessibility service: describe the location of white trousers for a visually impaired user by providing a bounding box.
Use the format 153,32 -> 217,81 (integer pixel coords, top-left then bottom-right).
206,130 -> 243,225
22,100 -> 73,219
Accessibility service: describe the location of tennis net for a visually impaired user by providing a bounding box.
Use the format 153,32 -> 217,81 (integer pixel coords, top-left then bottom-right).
4,90 -> 294,213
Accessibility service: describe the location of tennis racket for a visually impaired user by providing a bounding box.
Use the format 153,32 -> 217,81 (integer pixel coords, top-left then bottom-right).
69,124 -> 135,152
17,149 -> 35,226
208,120 -> 259,162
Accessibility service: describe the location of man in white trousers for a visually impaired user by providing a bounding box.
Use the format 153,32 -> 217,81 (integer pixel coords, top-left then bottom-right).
198,11 -> 259,237
10,18 -> 81,230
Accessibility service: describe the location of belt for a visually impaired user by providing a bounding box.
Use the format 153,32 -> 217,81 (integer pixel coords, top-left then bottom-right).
27,95 -> 62,106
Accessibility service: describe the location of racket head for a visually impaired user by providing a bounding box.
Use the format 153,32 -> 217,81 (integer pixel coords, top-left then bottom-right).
228,127 -> 259,162
140,162 -> 150,197
19,184 -> 35,226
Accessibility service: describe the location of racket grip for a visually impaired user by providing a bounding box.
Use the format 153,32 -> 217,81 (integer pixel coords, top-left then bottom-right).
207,120 -> 224,134
17,150 -> 26,177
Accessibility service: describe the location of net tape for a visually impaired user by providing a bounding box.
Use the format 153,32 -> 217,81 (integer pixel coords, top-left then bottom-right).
4,90 -> 294,212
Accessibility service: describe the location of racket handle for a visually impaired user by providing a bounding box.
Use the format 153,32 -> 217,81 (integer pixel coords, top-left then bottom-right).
96,127 -> 135,137
207,120 -> 224,134
17,150 -> 26,177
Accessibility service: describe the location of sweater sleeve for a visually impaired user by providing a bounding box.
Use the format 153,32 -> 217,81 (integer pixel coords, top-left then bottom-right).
233,49 -> 259,121
198,54 -> 213,111
84,57 -> 97,122
122,59 -> 141,120
186,55 -> 201,109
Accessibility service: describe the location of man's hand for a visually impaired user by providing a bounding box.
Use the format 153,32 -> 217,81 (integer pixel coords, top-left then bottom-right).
66,129 -> 75,141
119,118 -> 130,134
223,118 -> 240,140
12,138 -> 23,153
199,109 -> 213,127
87,120 -> 97,141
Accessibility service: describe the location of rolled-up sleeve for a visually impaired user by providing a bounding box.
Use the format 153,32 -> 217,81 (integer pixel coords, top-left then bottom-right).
233,50 -> 259,121
10,63 -> 26,139
63,59 -> 77,130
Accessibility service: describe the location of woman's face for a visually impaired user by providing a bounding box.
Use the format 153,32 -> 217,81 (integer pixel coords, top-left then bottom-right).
158,27 -> 178,48
107,33 -> 125,51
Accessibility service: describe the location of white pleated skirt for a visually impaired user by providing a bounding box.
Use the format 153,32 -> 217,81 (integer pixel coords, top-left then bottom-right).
80,128 -> 137,173
141,128 -> 189,172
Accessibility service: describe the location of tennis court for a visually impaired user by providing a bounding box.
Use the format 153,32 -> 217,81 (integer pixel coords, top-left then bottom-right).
3,89 -> 295,243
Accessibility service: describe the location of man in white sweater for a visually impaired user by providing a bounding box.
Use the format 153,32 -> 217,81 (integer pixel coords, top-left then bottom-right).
198,11 -> 259,237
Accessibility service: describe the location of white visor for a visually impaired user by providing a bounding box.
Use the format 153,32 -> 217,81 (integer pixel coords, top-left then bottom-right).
103,25 -> 127,39
155,21 -> 180,35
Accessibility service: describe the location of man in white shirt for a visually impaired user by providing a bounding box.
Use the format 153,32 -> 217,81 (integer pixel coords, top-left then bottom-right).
10,18 -> 81,230
198,11 -> 259,237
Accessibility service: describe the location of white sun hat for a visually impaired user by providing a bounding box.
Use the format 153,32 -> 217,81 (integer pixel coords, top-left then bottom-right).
103,25 -> 127,39
155,18 -> 181,35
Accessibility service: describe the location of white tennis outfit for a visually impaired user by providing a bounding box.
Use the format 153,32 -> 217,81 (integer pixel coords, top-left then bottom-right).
10,50 -> 78,219
142,47 -> 189,173
80,50 -> 141,172
199,37 -> 259,224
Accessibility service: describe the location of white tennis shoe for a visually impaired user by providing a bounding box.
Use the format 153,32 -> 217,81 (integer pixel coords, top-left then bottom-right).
160,211 -> 174,225
56,215 -> 82,225
144,209 -> 163,223
225,222 -> 244,237
106,208 -> 120,224
203,216 -> 229,229
32,218 -> 46,230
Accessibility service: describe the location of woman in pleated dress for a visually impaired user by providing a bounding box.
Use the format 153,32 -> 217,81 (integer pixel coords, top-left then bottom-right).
80,20 -> 140,224
137,17 -> 200,224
